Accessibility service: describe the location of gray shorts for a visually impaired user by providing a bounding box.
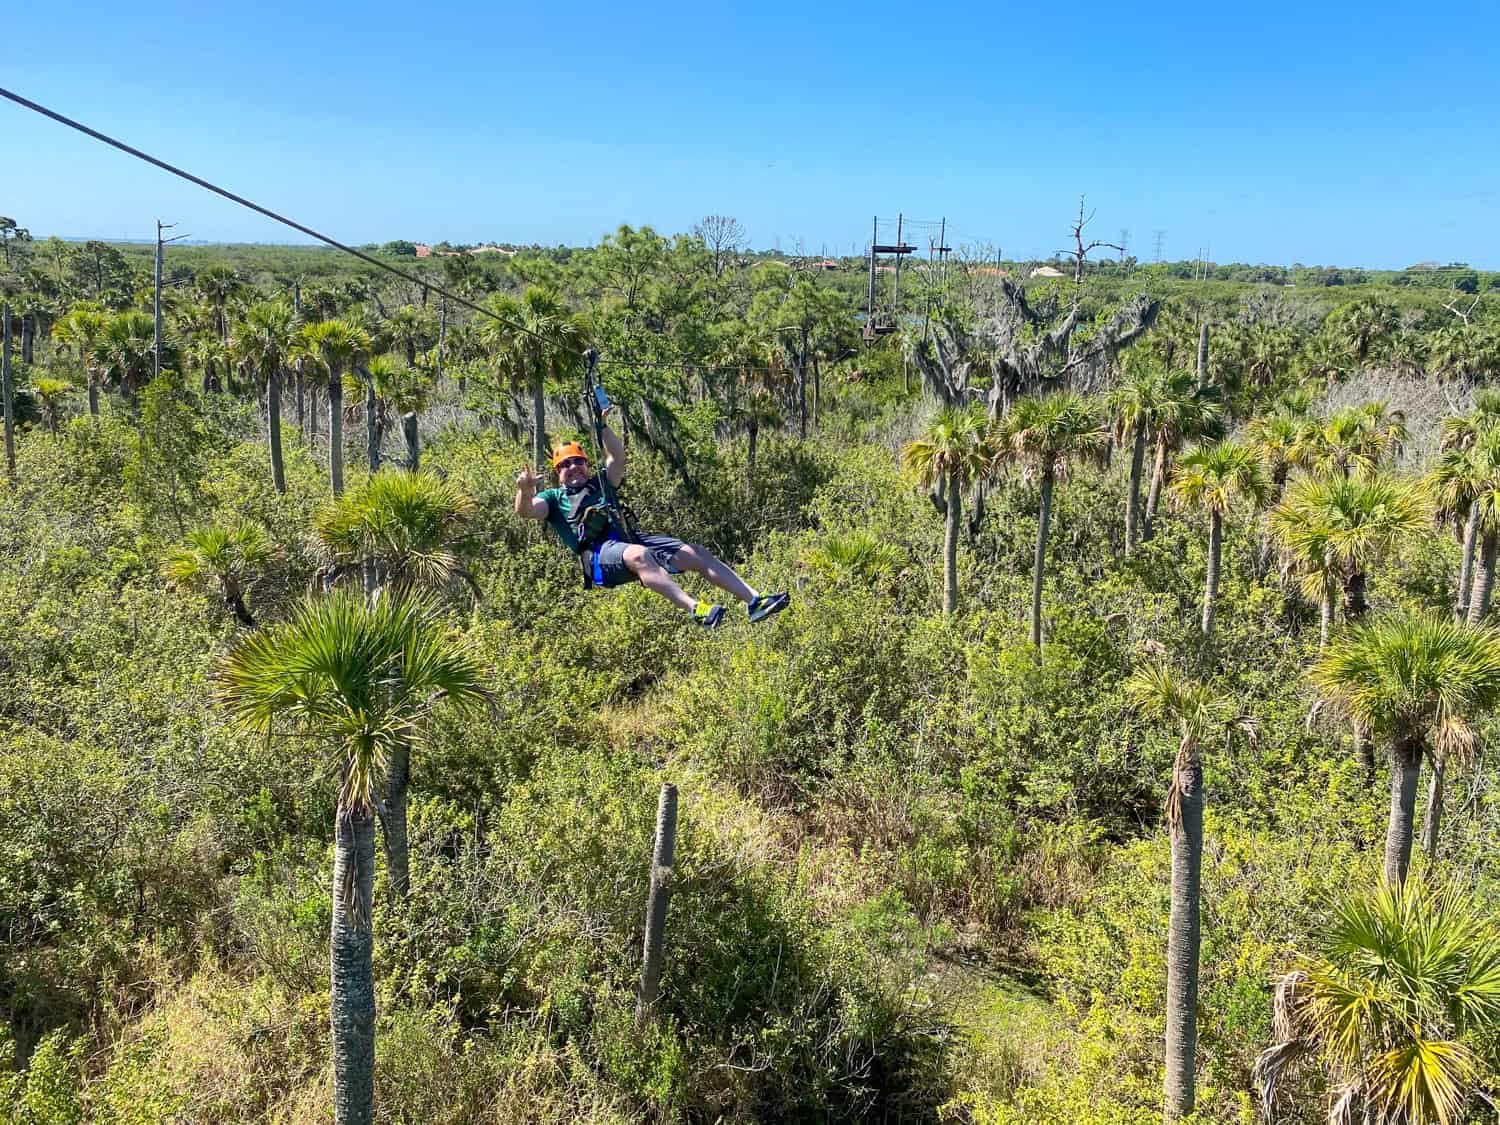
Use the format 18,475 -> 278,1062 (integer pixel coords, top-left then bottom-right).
585,534 -> 686,588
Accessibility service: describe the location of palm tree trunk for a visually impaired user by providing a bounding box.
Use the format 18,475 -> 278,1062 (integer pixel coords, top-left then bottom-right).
1195,322 -> 1210,389
1385,734 -> 1423,885
1468,529 -> 1497,625
812,353 -> 821,428
1202,510 -> 1221,639
1125,419 -> 1147,554
268,370 -> 286,494
309,382 -> 320,452
1032,469 -> 1055,652
402,412 -> 419,472
364,372 -> 379,473
1343,571 -> 1369,622
1319,594 -> 1332,649
331,806 -> 376,1125
1420,758 -> 1444,861
943,465 -> 960,616
381,744 -> 411,899
747,425 -> 758,491
88,376 -> 100,417
295,370 -> 306,439
530,368 -> 547,471
1164,753 -> 1204,1121
1456,501 -> 1479,621
329,376 -> 345,497
1142,433 -> 1168,542
798,327 -> 809,440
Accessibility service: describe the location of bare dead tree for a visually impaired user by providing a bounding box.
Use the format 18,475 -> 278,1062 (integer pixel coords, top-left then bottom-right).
692,215 -> 745,279
1057,196 -> 1125,286
1442,296 -> 1481,325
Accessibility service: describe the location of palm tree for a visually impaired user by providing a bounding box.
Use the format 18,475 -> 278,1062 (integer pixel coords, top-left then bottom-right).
193,263 -> 243,343
385,304 -> 433,366
219,592 -> 486,1125
1256,881 -> 1500,1125
1169,440 -> 1270,640
311,471 -> 480,896
900,404 -> 993,616
165,522 -> 271,627
480,287 -> 579,470
1327,297 -> 1397,365
1269,474 -> 1427,646
231,300 -> 298,494
30,377 -> 74,433
991,393 -> 1109,650
1123,663 -> 1236,1121
303,319 -> 371,496
739,387 -> 782,491
1108,360 -> 1161,555
1311,613 -> 1500,884
1436,393 -> 1500,621
50,305 -> 108,415
1140,370 -> 1222,542
94,311 -> 157,401
1293,402 -> 1408,480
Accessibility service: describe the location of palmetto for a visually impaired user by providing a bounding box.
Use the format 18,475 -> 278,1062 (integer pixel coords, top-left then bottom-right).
1139,369 -> 1222,542
50,305 -> 108,415
479,286 -> 580,469
901,404 -> 993,616
1291,402 -> 1408,480
164,522 -> 271,628
1169,439 -> 1270,639
991,393 -> 1108,649
218,591 -> 485,1125
1268,474 -> 1427,647
93,310 -> 157,398
1124,663 -> 1237,1120
1256,880 -> 1500,1125
1108,359 -> 1164,554
231,300 -> 298,494
302,319 -> 372,496
30,377 -> 75,433
1310,612 -> 1500,884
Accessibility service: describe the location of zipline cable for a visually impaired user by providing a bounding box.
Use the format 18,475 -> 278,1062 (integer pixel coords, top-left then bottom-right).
0,84 -> 583,359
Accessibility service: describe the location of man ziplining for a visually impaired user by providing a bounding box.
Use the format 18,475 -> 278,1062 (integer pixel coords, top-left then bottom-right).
514,387 -> 790,630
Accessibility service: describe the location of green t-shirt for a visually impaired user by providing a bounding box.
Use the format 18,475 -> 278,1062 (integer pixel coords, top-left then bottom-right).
538,475 -> 627,553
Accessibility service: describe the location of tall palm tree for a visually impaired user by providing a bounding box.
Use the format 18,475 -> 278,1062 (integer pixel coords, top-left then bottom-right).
385,304 -> 433,366
1269,474 -> 1427,646
94,311 -> 157,401
1293,402 -> 1408,480
303,319 -> 371,496
219,592 -> 486,1125
1311,613 -> 1500,884
50,305 -> 108,415
164,522 -> 271,628
1140,370 -> 1222,542
1169,440 -> 1270,640
30,377 -> 74,433
738,387 -> 782,491
479,287 -> 580,469
1256,881 -> 1500,1125
1124,664 -> 1236,1121
991,393 -> 1109,650
901,404 -> 994,616
1436,392 -> 1500,621
1108,360 -> 1162,555
231,300 -> 298,494
311,472 -> 480,897
192,263 -> 243,343
1327,297 -> 1397,365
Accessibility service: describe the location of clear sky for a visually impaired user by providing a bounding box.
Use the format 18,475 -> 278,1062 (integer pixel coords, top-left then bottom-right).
5,0 -> 1497,268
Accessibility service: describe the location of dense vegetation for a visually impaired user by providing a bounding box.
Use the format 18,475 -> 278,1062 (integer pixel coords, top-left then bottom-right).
2,217 -> 1499,1123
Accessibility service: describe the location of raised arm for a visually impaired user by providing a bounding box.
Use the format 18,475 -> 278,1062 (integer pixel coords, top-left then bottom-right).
514,465 -> 549,520
601,422 -> 626,488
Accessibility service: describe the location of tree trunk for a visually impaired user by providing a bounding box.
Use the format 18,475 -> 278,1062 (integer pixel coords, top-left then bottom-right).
1420,758 -> 1444,861
363,371 -> 379,474
798,327 -> 809,440
1032,469 -> 1055,652
1124,418 -> 1147,554
1195,322 -> 1209,389
1468,529 -> 1497,625
1385,735 -> 1423,885
636,782 -> 678,1025
224,579 -> 257,628
309,381 -> 320,452
531,368 -> 546,471
21,313 -> 34,365
1343,570 -> 1369,622
1202,510 -> 1221,639
88,377 -> 100,417
943,465 -> 960,616
1164,753 -> 1204,1121
2,306 -> 13,484
812,353 -> 821,428
1456,501 -> 1479,620
746,424 -> 758,491
1142,433 -> 1168,542
295,370 -> 306,439
402,412 -> 419,471
1319,594 -> 1332,650
268,370 -> 286,494
329,376 -> 345,497
330,806 -> 376,1125
381,744 -> 411,899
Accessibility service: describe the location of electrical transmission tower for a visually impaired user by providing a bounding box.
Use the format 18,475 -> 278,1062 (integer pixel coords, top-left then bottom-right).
1153,230 -> 1166,263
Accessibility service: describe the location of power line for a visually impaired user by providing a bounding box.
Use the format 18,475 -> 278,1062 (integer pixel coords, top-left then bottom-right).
0,84 -> 580,359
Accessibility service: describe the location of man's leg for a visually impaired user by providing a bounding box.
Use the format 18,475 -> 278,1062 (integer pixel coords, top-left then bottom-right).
624,544 -> 699,613
672,543 -> 757,604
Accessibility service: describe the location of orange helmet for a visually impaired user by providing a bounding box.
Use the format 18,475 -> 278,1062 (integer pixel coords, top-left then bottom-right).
550,441 -> 589,471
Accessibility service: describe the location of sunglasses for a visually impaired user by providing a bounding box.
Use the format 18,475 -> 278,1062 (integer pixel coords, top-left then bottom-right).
556,457 -> 588,472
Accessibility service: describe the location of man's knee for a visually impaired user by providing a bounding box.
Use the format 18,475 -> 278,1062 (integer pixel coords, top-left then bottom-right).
623,544 -> 659,573
675,543 -> 708,568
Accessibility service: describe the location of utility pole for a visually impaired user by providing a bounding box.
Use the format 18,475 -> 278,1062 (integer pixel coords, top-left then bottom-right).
154,219 -> 189,380
866,215 -> 878,332
891,213 -> 905,313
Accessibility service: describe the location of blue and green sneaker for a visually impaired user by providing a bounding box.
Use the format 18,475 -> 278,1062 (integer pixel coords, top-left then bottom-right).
693,601 -> 727,629
747,592 -> 790,623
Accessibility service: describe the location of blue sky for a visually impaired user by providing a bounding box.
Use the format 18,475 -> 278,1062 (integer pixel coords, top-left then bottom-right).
5,0 -> 1497,268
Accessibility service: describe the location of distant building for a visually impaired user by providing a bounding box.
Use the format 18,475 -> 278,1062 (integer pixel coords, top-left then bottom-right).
1029,265 -> 1065,278
414,243 -> 432,258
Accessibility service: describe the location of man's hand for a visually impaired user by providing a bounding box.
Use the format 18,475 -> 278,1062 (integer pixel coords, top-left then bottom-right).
516,465 -> 538,492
